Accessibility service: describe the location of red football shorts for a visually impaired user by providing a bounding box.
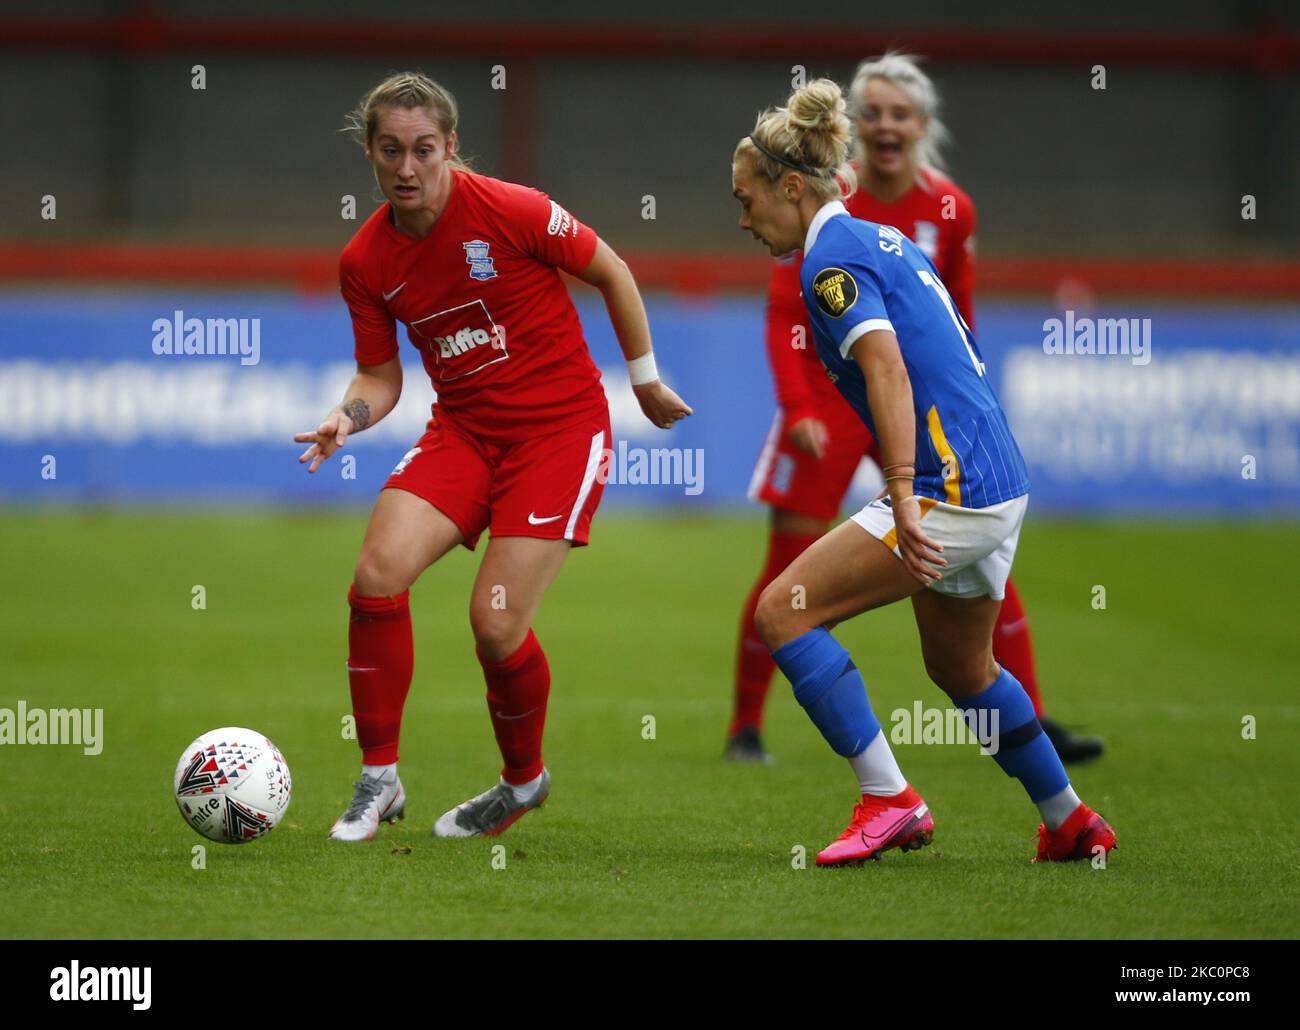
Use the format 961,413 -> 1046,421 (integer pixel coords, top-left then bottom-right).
382,408 -> 611,550
748,403 -> 880,521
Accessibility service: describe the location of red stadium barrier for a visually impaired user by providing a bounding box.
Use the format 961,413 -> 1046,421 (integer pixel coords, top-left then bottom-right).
5,12 -> 1294,288
3,241 -> 1297,299
1,13 -> 1297,69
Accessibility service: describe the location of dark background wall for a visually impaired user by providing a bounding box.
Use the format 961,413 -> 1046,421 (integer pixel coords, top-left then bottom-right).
2,0 -> 1297,259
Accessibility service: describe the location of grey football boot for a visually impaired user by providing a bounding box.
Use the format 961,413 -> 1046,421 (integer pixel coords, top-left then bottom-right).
433,768 -> 550,838
328,772 -> 406,841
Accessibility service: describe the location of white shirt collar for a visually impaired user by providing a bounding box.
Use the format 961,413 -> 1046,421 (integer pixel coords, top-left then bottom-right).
804,199 -> 849,253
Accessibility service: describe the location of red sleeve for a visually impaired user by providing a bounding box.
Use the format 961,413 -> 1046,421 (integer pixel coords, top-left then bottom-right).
863,432 -> 883,467
942,191 -> 977,331
497,183 -> 599,276
765,257 -> 820,425
339,245 -> 398,366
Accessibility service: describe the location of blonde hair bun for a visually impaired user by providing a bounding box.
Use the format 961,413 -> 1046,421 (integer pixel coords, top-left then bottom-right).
735,77 -> 856,202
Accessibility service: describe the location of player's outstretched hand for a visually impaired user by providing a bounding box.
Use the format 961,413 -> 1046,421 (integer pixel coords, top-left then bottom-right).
787,416 -> 829,459
893,495 -> 947,587
633,380 -> 693,430
294,409 -> 354,473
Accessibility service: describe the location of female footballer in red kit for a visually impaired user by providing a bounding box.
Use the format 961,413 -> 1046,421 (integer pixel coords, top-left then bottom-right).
297,73 -> 691,841
727,54 -> 1102,765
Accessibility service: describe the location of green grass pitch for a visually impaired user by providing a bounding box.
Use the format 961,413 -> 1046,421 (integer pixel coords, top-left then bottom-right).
1,509 -> 1296,939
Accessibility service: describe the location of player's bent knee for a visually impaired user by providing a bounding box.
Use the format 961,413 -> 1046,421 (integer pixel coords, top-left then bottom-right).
353,549 -> 417,599
752,583 -> 780,649
754,579 -> 803,651
468,605 -> 528,663
923,657 -> 988,699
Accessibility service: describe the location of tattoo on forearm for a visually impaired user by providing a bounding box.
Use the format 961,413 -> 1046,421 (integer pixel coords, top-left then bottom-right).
342,398 -> 371,433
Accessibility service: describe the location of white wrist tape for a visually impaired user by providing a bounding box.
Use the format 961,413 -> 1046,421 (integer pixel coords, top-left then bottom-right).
627,352 -> 659,386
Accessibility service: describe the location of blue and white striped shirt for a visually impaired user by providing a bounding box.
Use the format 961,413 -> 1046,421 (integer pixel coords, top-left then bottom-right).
800,201 -> 1029,508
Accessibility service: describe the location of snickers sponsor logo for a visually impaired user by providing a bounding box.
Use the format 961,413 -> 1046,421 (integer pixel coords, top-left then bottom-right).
813,266 -> 858,318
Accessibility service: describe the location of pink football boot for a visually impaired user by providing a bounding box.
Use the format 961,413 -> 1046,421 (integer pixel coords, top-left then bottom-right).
815,785 -> 934,866
1033,803 -> 1117,863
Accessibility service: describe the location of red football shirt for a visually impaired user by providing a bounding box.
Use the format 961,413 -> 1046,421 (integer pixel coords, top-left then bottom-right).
339,167 -> 606,443
845,166 -> 976,326
764,166 -> 977,424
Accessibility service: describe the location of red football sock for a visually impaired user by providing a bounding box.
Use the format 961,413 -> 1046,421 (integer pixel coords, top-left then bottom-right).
480,629 -> 550,785
730,528 -> 821,736
346,584 -> 414,765
993,577 -> 1044,718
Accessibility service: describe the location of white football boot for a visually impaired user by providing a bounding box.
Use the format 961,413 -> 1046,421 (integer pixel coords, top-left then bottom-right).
433,768 -> 550,838
328,772 -> 406,841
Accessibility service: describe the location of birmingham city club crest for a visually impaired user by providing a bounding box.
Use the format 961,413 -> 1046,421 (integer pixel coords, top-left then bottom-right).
463,240 -> 498,281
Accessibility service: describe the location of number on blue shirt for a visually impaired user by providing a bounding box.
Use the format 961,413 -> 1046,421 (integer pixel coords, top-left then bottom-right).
916,268 -> 985,377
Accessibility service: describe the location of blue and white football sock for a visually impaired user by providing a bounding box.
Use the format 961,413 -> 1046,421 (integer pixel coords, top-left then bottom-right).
954,667 -> 1077,830
772,628 -> 905,794
849,729 -> 908,796
1037,783 -> 1083,831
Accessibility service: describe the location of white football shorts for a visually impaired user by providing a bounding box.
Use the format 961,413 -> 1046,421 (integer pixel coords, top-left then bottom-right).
849,493 -> 1029,600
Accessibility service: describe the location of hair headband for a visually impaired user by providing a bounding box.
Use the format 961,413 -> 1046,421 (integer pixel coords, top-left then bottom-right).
747,134 -> 831,178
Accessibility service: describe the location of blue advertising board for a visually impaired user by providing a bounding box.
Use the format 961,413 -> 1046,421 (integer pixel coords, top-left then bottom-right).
1,290 -> 1297,515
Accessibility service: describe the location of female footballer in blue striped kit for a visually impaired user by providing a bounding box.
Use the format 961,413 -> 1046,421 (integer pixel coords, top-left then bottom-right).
730,78 -> 1116,865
